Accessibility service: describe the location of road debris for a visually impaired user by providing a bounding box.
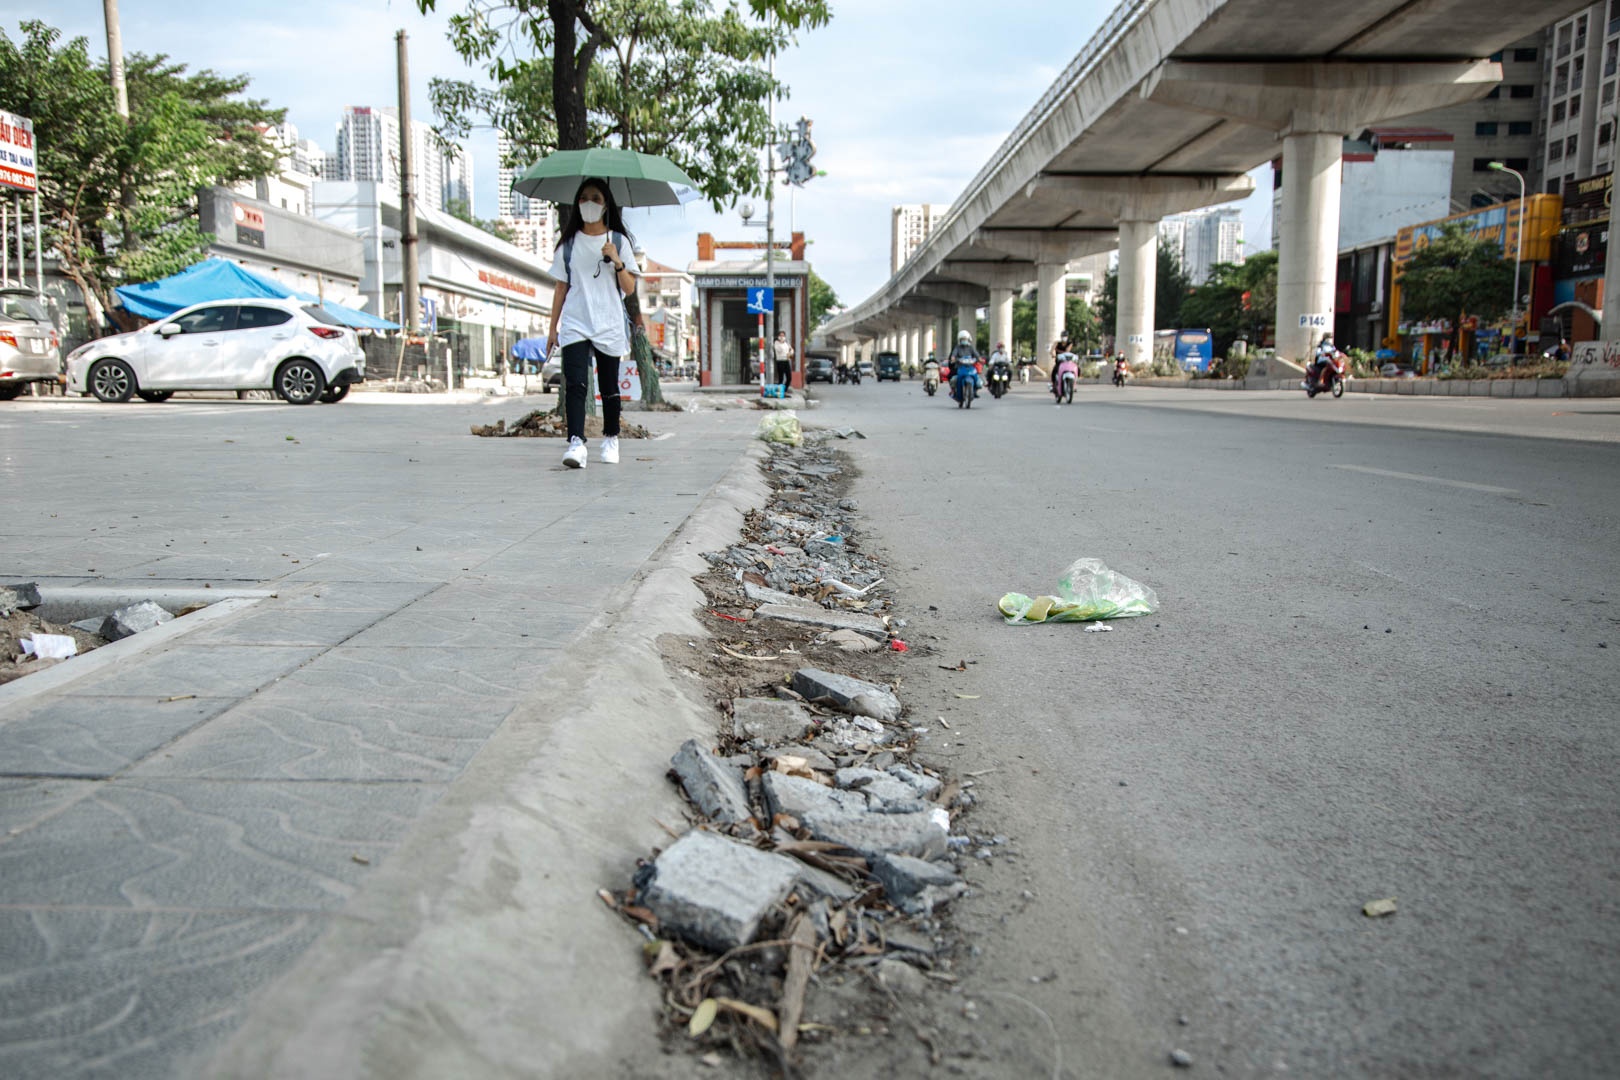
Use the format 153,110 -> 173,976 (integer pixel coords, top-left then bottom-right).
469,410 -> 653,439
999,557 -> 1161,624
1363,897 -> 1398,917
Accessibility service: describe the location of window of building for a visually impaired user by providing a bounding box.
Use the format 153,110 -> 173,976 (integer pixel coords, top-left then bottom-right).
1508,158 -> 1530,171
1476,121 -> 1499,136
1568,135 -> 1580,155
1490,50 -> 1503,63
1509,120 -> 1534,136
1602,122 -> 1614,146
1514,47 -> 1538,63
1510,84 -> 1535,99
1551,141 -> 1565,161
1548,176 -> 1562,194
1607,81 -> 1618,104
1572,94 -> 1583,118
1473,157 -> 1495,172
1555,101 -> 1567,122
1486,86 -> 1502,99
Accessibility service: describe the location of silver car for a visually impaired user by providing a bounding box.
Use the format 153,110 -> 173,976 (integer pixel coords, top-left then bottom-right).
0,289 -> 62,400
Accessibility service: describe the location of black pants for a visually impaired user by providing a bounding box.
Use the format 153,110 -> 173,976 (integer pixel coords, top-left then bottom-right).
562,340 -> 621,442
774,360 -> 792,387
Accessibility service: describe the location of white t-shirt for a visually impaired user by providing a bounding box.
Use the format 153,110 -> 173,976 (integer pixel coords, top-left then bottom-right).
549,231 -> 641,358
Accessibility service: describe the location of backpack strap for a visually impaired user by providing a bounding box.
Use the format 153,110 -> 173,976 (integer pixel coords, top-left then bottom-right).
562,235 -> 574,286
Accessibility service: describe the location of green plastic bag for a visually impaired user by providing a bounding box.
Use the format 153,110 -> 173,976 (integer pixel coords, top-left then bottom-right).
999,558 -> 1159,624
756,410 -> 803,447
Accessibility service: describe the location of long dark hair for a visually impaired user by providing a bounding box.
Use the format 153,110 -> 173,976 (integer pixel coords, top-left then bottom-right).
556,176 -> 636,250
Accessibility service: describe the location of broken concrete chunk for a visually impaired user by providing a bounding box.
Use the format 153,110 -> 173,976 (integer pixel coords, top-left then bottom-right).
762,771 -> 868,821
887,764 -> 943,801
100,600 -> 174,641
743,582 -> 811,607
871,853 -> 968,915
758,604 -> 887,639
835,767 -> 928,812
641,830 -> 801,952
70,617 -> 105,635
671,740 -> 754,825
732,698 -> 814,743
825,628 -> 882,652
801,809 -> 948,863
792,668 -> 901,724
0,582 -> 42,614
763,745 -> 836,773
788,860 -> 858,902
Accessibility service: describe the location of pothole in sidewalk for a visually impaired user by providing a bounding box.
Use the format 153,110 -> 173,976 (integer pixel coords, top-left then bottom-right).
0,585 -> 274,702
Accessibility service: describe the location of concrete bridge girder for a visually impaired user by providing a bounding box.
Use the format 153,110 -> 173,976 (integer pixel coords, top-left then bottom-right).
1021,173 -> 1256,226
1142,59 -> 1501,359
972,228 -> 1118,264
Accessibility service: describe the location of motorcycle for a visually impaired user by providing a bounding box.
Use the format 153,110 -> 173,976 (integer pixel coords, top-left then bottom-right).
1053,357 -> 1078,405
1304,351 -> 1347,398
988,359 -> 1012,399
1112,361 -> 1129,388
922,361 -> 940,397
954,367 -> 977,408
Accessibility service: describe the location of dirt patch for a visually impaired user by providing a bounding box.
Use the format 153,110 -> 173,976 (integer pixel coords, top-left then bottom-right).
470,408 -> 655,439
1,609 -> 108,686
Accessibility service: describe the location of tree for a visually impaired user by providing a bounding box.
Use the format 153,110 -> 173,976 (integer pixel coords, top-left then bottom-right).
1398,222 -> 1514,357
1096,241 -> 1193,339
418,0 -> 831,208
807,268 -> 839,325
0,21 -> 281,327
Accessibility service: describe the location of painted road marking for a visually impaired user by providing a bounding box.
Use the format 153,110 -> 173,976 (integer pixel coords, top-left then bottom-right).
1331,464 -> 1517,495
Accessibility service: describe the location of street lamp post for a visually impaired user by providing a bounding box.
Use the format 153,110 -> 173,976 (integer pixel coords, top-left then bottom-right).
1489,161 -> 1526,357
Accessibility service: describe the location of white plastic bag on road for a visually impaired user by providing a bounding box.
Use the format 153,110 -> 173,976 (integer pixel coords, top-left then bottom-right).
21,634 -> 78,659
756,410 -> 802,447
998,558 -> 1160,624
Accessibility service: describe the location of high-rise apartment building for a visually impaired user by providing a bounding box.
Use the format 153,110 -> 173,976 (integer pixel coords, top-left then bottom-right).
891,204 -> 950,274
493,131 -> 555,261
496,132 -> 534,221
328,106 -> 473,214
1159,207 -> 1244,285
1541,3 -> 1620,194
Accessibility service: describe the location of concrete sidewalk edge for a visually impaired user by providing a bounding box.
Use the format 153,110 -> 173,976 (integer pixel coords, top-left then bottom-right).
203,441 -> 772,1080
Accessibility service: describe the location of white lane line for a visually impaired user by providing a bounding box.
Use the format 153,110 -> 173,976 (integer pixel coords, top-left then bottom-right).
1331,463 -> 1517,495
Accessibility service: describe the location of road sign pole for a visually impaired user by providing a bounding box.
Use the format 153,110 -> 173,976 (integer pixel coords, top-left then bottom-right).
758,312 -> 766,391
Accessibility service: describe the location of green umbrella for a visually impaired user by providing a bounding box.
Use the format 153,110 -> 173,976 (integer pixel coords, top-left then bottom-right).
512,148 -> 702,208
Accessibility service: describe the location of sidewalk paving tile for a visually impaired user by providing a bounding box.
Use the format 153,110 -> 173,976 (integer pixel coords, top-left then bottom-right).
0,696 -> 237,778
58,646 -> 324,700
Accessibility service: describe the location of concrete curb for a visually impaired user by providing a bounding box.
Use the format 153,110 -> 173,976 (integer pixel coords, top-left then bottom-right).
205,441 -> 772,1080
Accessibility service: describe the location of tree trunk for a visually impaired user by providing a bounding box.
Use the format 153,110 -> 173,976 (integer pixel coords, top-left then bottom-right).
549,0 -> 590,152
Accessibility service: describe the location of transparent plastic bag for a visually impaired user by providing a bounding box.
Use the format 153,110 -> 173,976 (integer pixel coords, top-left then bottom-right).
756,410 -> 802,447
998,558 -> 1159,624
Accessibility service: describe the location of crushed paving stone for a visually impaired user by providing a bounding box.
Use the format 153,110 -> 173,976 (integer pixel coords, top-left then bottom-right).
614,429 -> 998,1070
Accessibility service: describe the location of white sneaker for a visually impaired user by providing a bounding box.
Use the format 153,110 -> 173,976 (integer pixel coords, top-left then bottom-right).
563,437 -> 587,469
599,435 -> 619,464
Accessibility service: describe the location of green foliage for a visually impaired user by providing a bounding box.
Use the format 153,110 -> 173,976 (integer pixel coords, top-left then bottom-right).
1344,347 -> 1380,379
0,21 -> 281,323
1177,250 -> 1278,356
1399,222 -> 1513,347
420,0 -> 831,209
807,268 -> 839,325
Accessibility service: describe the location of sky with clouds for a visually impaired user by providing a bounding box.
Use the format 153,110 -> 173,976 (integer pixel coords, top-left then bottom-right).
7,0 -> 1274,306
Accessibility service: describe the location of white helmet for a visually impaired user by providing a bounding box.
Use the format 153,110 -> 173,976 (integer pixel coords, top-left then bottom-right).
957,330 -> 972,343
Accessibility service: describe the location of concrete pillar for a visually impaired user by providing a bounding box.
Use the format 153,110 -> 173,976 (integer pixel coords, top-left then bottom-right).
990,287 -> 1015,355
924,327 -> 935,364
1115,220 -> 1157,367
1036,262 -> 1068,367
1603,206 -> 1620,342
956,303 -> 978,350
908,325 -> 923,371
1275,131 -> 1343,362
936,314 -> 952,364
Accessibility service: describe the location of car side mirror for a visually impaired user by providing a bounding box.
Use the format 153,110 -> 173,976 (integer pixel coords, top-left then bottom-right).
159,323 -> 182,337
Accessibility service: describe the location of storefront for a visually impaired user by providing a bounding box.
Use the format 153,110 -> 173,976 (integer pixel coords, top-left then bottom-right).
1550,172 -> 1610,343
197,186 -> 364,305
690,237 -> 809,387
314,181 -> 554,376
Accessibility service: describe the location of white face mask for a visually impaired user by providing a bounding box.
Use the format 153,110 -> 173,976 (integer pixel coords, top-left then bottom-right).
577,201 -> 605,224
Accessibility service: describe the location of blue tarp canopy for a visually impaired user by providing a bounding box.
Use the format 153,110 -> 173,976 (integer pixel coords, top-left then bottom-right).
115,258 -> 400,330
511,337 -> 548,362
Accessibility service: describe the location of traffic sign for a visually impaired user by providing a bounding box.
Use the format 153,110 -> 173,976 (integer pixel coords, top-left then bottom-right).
747,287 -> 775,314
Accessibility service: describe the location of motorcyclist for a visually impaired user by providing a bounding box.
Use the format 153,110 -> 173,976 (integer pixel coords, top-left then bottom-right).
1050,338 -> 1077,399
948,330 -> 980,402
1307,333 -> 1340,389
989,341 -> 1010,367
1113,353 -> 1129,385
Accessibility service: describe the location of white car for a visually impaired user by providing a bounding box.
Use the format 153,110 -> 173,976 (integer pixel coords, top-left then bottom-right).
65,298 -> 366,404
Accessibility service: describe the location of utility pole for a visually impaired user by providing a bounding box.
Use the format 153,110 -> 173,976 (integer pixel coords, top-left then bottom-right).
396,30 -> 421,339
763,46 -> 775,392
103,0 -> 136,257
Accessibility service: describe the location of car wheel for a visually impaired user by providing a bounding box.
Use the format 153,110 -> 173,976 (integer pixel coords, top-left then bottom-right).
135,390 -> 175,403
0,385 -> 21,401
89,358 -> 137,403
318,384 -> 350,404
275,358 -> 326,405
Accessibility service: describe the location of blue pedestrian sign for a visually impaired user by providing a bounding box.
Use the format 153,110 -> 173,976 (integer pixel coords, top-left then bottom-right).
747,287 -> 775,314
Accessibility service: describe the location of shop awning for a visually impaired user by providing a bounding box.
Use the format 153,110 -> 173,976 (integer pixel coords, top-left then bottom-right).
115,258 -> 400,330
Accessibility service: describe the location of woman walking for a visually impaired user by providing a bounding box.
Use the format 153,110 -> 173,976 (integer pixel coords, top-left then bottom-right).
545,178 -> 641,469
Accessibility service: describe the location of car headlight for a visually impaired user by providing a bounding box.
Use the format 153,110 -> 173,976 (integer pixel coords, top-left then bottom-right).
67,344 -> 95,364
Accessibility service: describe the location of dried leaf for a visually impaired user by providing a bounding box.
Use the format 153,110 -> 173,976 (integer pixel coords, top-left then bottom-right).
771,812 -> 802,832
648,941 -> 680,976
597,888 -> 619,909
715,997 -> 778,1032
743,571 -> 767,586
744,765 -> 764,781
779,914 -> 817,1052
1363,897 -> 1398,917
622,905 -> 659,928
689,998 -> 719,1038
830,907 -> 848,946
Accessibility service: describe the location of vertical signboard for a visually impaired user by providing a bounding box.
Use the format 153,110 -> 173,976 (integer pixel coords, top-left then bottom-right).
232,202 -> 266,248
0,110 -> 37,193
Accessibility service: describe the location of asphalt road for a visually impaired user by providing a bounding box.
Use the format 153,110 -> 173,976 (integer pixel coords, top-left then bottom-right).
807,380 -> 1620,1078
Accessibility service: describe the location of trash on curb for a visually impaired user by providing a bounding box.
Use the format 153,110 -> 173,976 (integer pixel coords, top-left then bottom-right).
20,634 -> 77,659
1362,897 -> 1398,917
1082,622 -> 1112,633
998,558 -> 1160,624
756,411 -> 803,447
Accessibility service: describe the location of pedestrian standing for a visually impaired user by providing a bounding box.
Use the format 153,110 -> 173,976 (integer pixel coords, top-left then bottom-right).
773,330 -> 794,390
546,178 -> 641,470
